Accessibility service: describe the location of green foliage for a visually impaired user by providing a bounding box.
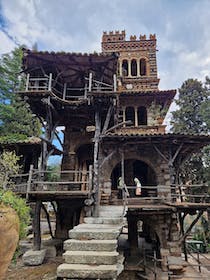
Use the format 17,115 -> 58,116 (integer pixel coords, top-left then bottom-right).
149,101 -> 168,119
0,151 -> 20,189
46,165 -> 61,182
0,134 -> 28,144
0,190 -> 30,239
171,78 -> 209,134
171,77 -> 210,185
0,47 -> 41,138
193,215 -> 210,252
0,151 -> 30,239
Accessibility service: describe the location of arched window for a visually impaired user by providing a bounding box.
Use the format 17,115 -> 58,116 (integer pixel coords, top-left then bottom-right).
131,59 -> 137,76
125,107 -> 135,125
138,106 -> 147,125
140,58 -> 147,76
122,60 -> 128,76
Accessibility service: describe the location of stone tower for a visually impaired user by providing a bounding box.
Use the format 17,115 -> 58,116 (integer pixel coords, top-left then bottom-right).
102,30 -> 159,92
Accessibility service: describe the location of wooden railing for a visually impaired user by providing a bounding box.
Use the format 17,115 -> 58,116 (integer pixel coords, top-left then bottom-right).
7,166 -> 93,198
170,184 -> 209,204
24,73 -> 117,101
120,184 -> 209,205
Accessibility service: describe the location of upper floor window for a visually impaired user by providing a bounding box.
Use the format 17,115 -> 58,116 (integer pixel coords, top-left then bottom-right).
122,60 -> 128,76
125,107 -> 135,125
140,58 -> 147,76
131,59 -> 137,76
138,106 -> 147,125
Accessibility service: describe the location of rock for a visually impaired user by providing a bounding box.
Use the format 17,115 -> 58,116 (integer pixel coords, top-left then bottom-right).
23,249 -> 46,266
0,204 -> 19,280
43,245 -> 57,259
19,240 -> 32,255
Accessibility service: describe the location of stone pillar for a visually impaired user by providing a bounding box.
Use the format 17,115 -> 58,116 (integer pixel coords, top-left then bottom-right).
137,59 -> 140,77
123,107 -> 126,127
128,214 -> 138,254
128,60 -> 131,77
134,107 -> 138,127
119,60 -> 122,76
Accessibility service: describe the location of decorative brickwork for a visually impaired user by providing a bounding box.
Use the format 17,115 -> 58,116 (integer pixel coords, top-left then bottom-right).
102,30 -> 159,91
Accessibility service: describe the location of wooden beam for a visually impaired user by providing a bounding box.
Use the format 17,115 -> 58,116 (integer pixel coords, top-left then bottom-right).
41,202 -> 54,239
93,109 -> 101,217
33,200 -> 41,250
102,104 -> 113,134
171,143 -> 183,163
153,144 -> 168,162
180,210 -> 204,242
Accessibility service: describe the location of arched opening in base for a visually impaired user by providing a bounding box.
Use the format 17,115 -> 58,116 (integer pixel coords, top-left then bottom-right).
111,159 -> 157,198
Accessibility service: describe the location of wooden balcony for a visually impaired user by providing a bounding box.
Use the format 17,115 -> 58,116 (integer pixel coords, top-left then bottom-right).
18,73 -> 117,103
7,168 -> 93,201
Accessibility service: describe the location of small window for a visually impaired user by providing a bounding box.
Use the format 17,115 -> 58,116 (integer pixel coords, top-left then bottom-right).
140,59 -> 147,76
122,60 -> 128,76
125,107 -> 135,125
131,59 -> 137,76
138,106 -> 147,125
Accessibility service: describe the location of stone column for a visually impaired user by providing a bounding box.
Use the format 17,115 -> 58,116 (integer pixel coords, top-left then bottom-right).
134,107 -> 138,127
128,60 -> 131,77
137,59 -> 140,77
119,60 -> 122,76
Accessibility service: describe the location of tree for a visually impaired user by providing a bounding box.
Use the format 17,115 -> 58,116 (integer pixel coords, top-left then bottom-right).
171,78 -> 210,184
0,47 -> 41,139
171,78 -> 209,134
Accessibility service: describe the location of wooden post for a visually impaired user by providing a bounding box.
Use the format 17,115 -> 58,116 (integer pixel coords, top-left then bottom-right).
48,73 -> 52,91
33,200 -> 42,250
26,73 -> 30,91
63,83 -> 67,100
89,165 -> 93,194
88,72 -> 92,92
41,202 -> 54,239
93,109 -> 101,217
26,164 -> 33,200
84,84 -> 88,99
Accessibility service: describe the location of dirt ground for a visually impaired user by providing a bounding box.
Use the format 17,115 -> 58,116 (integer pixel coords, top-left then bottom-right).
5,256 -> 63,280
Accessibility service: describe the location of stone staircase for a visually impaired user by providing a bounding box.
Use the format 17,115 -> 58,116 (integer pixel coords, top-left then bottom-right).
57,206 -> 125,279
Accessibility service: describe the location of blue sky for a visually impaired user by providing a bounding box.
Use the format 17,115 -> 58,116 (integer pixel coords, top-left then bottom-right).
1,0 -> 210,90
1,0 -> 210,164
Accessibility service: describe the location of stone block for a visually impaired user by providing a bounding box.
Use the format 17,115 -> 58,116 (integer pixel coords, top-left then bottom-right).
64,239 -> 117,251
23,249 -> 46,266
57,263 -> 118,279
64,250 -> 119,265
43,245 -> 57,258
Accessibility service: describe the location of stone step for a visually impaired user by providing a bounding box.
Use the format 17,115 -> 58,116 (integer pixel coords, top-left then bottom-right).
99,211 -> 124,218
57,263 -> 118,279
99,205 -> 124,212
64,239 -> 117,251
84,216 -> 124,225
63,250 -> 119,265
74,223 -> 122,230
69,227 -> 121,240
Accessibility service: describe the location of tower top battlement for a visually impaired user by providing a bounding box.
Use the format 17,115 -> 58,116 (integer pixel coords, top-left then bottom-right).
102,31 -> 157,53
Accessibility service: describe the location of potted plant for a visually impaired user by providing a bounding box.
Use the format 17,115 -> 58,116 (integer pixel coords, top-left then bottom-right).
149,101 -> 168,125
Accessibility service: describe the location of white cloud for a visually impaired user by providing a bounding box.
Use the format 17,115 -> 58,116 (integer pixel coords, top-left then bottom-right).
1,0 -> 210,90
0,30 -> 16,54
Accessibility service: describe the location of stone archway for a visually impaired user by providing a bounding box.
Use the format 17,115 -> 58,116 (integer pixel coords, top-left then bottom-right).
111,159 -> 157,198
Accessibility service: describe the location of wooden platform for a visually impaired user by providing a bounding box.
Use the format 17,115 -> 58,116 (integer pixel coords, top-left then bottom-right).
16,190 -> 89,201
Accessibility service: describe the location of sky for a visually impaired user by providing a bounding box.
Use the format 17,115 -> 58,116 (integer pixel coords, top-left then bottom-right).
1,0 -> 210,90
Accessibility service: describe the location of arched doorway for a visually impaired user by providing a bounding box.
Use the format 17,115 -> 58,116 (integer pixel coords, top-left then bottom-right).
111,159 -> 157,197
